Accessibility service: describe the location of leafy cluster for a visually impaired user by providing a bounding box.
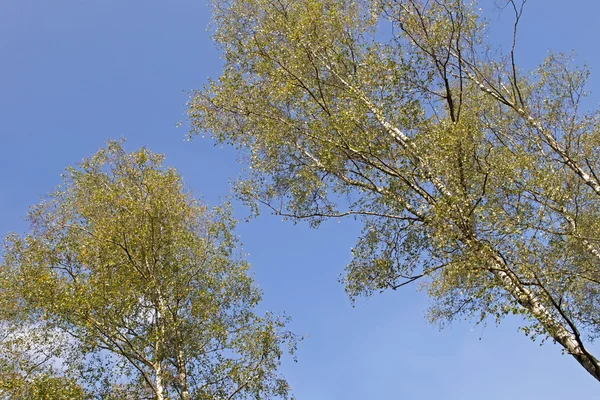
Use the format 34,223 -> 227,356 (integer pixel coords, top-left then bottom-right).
0,142 -> 296,399
189,0 -> 600,381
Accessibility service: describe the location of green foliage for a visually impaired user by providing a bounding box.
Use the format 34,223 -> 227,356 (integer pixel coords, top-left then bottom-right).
0,142 -> 296,399
190,0 -> 600,381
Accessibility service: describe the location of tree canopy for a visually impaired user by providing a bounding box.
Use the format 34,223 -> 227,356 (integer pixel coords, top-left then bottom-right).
189,0 -> 600,381
0,142 -> 295,399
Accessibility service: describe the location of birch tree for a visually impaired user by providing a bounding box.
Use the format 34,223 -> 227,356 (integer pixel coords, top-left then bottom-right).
0,142 -> 295,399
189,0 -> 600,382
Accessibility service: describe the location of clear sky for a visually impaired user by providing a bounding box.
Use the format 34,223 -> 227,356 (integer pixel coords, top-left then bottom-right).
1,0 -> 599,398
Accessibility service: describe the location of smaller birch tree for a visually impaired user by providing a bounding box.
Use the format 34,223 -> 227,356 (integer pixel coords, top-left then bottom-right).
0,142 -> 295,400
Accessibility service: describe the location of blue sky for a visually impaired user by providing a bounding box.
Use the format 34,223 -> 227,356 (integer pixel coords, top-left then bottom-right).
1,0 -> 599,398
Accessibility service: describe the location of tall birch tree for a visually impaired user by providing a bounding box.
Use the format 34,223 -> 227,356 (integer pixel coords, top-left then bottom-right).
0,142 -> 295,399
189,0 -> 600,382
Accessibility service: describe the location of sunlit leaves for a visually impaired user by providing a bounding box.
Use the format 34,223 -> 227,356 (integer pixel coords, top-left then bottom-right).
190,0 -> 600,381
0,142 -> 296,399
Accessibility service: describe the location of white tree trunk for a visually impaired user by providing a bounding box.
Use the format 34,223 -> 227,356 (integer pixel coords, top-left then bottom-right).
483,245 -> 600,381
155,361 -> 165,400
178,349 -> 191,400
